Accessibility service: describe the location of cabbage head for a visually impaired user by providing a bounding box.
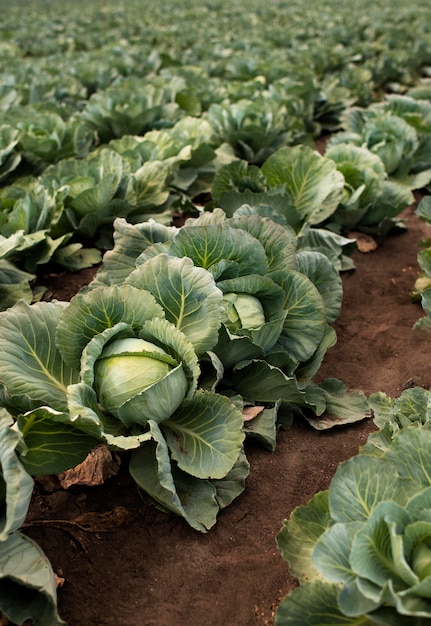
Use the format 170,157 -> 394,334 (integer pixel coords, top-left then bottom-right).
222,292 -> 266,331
55,284 -> 200,429
93,336 -> 189,425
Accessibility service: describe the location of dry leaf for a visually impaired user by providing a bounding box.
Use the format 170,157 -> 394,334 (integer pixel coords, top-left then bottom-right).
348,231 -> 378,253
242,405 -> 265,422
55,573 -> 65,588
58,445 -> 121,488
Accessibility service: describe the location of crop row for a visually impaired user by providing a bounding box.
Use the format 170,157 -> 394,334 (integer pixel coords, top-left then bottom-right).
1,1 -> 431,624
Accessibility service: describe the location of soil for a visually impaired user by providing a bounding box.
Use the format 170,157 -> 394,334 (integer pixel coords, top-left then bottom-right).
22,200 -> 431,626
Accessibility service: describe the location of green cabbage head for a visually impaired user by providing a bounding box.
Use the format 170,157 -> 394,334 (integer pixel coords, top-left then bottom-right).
53,284 -> 200,429
94,336 -> 188,421
222,292 -> 266,331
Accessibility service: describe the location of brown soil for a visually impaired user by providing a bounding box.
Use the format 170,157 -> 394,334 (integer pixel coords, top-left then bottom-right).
23,202 -> 431,626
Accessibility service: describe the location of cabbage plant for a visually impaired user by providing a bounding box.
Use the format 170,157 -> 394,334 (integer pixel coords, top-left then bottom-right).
324,142 -> 413,234
210,144 -> 345,236
40,146 -> 171,241
275,398 -> 431,625
88,209 -> 368,439
205,96 -> 307,165
0,261 -> 249,623
2,107 -> 94,167
330,96 -> 431,190
0,282 -> 246,533
107,116 -> 218,201
78,79 -> 183,143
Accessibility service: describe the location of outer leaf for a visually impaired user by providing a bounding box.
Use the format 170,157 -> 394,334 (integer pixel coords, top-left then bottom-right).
416,196 -> 431,225
183,208 -> 228,226
212,325 -> 266,370
129,421 -> 219,532
305,379 -> 371,430
211,449 -> 249,510
367,605 -> 430,625
385,427 -> 431,487
126,254 -> 224,354
349,502 -> 416,590
162,390 -> 244,479
199,350 -> 225,392
0,413 -> 33,540
338,577 -> 383,619
230,359 -> 306,404
420,288 -> 431,321
0,230 -> 27,259
362,181 -> 413,228
329,455 -> 411,524
0,260 -> 35,311
296,250 -> 343,324
51,243 -> 102,271
227,214 -> 297,274
404,486 -> 431,524
274,269 -> 327,363
274,581 -> 372,625
16,408 -> 100,475
294,325 -> 337,384
276,490 -> 331,584
0,125 -> 21,181
298,227 -> 357,273
313,521 -> 362,585
90,217 -> 178,287
0,301 -> 78,414
243,403 -> 279,451
417,249 -> 431,278
0,281 -> 33,312
0,531 -> 66,626
168,223 -> 269,278
131,159 -> 170,209
368,391 -> 396,429
169,464 -> 221,532
56,284 -> 165,369
67,382 -> 152,450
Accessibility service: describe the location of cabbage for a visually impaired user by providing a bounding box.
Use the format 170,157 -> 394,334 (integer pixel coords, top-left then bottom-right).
94,337 -> 187,418
0,285 -> 246,534
222,292 -> 266,330
275,413 -> 431,624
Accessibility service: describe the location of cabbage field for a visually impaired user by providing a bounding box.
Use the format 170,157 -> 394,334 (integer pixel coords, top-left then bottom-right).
2,0 -> 431,624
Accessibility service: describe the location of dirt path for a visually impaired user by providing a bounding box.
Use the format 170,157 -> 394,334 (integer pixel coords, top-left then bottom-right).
24,203 -> 431,626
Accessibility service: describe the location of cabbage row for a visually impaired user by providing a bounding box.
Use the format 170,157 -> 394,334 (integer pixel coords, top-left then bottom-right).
1,0 -> 431,308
